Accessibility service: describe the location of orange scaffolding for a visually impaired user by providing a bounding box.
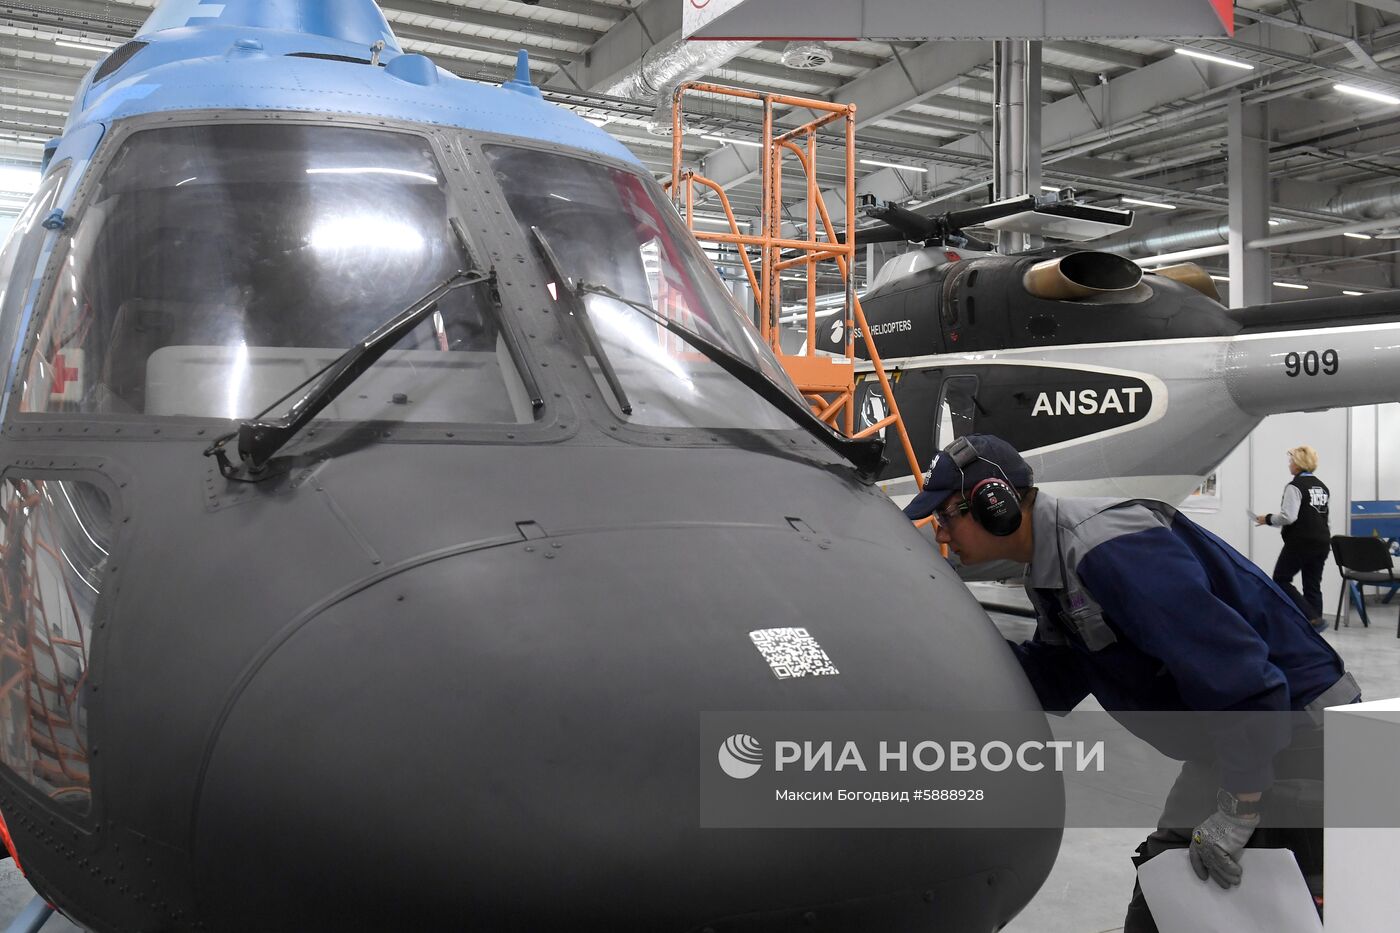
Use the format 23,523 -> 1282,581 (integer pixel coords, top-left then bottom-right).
665,82 -> 924,488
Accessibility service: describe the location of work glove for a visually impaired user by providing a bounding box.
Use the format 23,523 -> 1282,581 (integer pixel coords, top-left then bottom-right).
1189,808 -> 1260,889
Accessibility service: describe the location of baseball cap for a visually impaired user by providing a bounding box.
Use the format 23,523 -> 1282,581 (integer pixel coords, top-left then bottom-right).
903,434 -> 1034,520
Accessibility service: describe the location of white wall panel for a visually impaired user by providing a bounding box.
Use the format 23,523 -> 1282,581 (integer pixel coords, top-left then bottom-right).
1378,403 -> 1400,500
1180,436 -> 1252,556
1351,405 -> 1378,503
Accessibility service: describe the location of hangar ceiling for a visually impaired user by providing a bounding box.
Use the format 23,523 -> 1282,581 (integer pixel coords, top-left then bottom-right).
2,0 -> 1399,297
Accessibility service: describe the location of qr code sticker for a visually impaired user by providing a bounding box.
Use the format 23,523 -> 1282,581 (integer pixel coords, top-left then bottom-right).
749,627 -> 839,679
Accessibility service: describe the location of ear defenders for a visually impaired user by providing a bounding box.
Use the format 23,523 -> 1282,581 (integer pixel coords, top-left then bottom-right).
946,437 -> 1023,537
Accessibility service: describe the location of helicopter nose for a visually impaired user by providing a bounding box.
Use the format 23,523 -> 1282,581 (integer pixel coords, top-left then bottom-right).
193,523 -> 1057,931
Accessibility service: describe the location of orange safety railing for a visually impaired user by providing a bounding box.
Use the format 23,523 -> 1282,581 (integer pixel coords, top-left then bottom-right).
664,82 -> 924,488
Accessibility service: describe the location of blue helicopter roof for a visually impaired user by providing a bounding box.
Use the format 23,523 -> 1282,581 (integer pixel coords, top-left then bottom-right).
55,0 -> 638,167
138,0 -> 402,51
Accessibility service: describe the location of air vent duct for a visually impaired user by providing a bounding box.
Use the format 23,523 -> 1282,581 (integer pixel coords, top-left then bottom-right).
93,41 -> 148,83
781,41 -> 832,70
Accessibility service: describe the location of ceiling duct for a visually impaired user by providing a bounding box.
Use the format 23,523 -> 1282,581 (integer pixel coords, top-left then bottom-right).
600,38 -> 757,135
1098,178 -> 1400,258
781,41 -> 833,70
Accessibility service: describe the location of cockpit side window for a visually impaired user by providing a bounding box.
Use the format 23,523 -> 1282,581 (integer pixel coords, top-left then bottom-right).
14,124 -> 534,426
483,144 -> 803,432
0,164 -> 70,398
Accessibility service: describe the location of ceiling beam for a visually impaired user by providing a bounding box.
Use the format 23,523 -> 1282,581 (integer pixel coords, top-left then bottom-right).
698,40 -> 990,193
381,0 -> 600,48
1033,0 -> 1364,157
393,23 -> 576,67
0,0 -> 142,31
0,71 -> 75,98
875,109 -> 983,135
1043,40 -> 1151,71
1350,0 -> 1400,16
545,0 -> 677,92
0,31 -> 112,61
716,57 -> 845,90
757,40 -> 885,72
503,0 -> 627,22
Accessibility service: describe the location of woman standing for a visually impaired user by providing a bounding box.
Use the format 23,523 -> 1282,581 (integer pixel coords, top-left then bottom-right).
1257,445 -> 1331,631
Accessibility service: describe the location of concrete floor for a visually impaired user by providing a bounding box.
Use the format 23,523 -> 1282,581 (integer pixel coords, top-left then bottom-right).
0,603 -> 1393,933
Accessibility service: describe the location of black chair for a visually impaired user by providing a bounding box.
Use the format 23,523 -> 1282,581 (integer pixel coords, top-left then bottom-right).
1329,535 -> 1399,635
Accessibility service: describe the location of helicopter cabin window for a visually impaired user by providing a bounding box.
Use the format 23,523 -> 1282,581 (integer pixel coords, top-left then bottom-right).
935,375 -> 978,448
15,124 -> 535,426
483,144 -> 805,432
0,477 -> 112,816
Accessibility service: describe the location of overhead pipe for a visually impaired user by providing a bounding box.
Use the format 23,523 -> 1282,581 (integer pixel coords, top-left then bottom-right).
1097,177 -> 1400,258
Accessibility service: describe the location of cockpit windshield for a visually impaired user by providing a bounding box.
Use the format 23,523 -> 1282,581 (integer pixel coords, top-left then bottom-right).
485,145 -> 805,432
16,123 -> 536,425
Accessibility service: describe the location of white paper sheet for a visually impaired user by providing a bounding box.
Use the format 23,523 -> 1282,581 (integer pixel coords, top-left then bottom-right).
1137,848 -> 1322,933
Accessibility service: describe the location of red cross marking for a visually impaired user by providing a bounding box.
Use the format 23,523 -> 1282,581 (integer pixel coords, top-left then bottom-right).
52,353 -> 79,394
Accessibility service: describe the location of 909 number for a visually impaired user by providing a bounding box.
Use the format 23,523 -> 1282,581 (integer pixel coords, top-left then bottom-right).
1284,349 -> 1339,377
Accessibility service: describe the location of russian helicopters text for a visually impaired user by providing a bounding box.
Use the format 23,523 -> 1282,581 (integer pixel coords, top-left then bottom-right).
0,1 -> 1058,930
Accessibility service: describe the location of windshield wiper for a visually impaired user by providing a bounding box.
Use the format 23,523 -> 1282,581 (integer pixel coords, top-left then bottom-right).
577,281 -> 885,479
529,226 -> 632,415
205,269 -> 489,479
526,228 -> 884,479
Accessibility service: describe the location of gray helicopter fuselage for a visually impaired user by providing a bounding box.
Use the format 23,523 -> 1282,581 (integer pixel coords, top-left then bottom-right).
0,97 -> 1062,932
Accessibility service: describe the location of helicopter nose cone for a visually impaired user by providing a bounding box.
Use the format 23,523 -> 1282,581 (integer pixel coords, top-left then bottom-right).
194,524 -> 1058,931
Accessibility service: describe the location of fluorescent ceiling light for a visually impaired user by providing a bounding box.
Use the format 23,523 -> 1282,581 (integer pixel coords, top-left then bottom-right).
1268,219 -> 1281,226
701,134 -> 762,149
583,116 -> 612,127
1343,290 -> 1363,296
859,158 -> 928,174
55,38 -> 118,53
1344,231 -> 1373,240
1334,83 -> 1400,106
690,215 -> 737,227
1039,185 -> 1061,192
1122,197 -> 1175,210
1174,48 -> 1254,70
1273,281 -> 1309,290
1133,244 -> 1230,266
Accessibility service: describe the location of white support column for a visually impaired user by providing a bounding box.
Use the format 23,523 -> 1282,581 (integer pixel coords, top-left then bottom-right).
1227,93 -> 1271,309
1025,41 -> 1043,251
865,242 -> 884,290
994,40 -> 1041,253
